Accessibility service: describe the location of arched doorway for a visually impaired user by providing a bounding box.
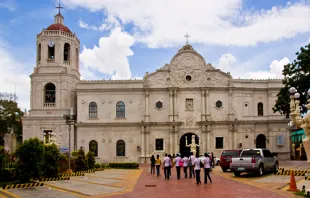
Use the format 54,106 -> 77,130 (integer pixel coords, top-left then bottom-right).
256,134 -> 266,148
179,133 -> 199,157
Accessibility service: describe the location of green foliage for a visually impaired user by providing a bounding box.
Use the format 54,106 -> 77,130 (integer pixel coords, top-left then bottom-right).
59,153 -> 68,160
86,151 -> 95,169
95,163 -> 101,169
43,144 -> 60,177
273,43 -> 310,118
108,163 -> 139,169
101,163 -> 109,168
0,97 -> 24,141
71,151 -> 78,158
15,138 -> 44,182
75,148 -> 87,171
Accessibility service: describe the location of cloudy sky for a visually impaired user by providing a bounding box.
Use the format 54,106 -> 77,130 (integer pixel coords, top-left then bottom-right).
0,0 -> 309,111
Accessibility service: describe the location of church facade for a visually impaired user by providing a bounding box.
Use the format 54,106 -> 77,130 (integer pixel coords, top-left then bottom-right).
22,13 -> 291,163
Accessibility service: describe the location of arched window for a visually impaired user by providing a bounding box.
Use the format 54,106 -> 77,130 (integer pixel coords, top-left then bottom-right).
116,101 -> 125,118
116,140 -> 125,156
64,43 -> 70,61
76,48 -> 79,69
256,134 -> 266,148
89,140 -> 98,157
48,45 -> 55,59
44,83 -> 56,105
257,102 -> 264,116
89,102 -> 97,118
37,43 -> 41,62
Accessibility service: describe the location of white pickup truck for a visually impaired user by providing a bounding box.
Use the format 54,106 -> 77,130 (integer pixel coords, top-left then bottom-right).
230,148 -> 279,177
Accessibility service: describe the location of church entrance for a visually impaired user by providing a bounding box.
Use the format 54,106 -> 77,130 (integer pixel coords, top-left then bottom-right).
179,133 -> 200,157
256,134 -> 266,148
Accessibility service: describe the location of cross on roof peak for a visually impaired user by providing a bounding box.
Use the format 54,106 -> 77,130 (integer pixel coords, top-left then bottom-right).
56,2 -> 63,14
184,33 -> 190,44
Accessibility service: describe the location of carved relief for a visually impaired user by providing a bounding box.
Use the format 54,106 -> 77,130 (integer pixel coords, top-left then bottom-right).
186,98 -> 194,110
186,116 -> 194,126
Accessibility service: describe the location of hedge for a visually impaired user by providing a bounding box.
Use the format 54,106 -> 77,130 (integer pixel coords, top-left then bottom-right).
108,163 -> 139,169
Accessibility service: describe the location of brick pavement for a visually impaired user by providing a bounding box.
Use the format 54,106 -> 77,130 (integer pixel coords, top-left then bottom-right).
104,165 -> 288,198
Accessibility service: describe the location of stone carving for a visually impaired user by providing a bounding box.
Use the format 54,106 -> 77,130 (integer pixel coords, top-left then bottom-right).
81,139 -> 85,143
101,100 -> 105,104
129,138 -> 133,143
108,138 -> 112,143
186,116 -> 194,126
129,99 -> 133,103
101,138 -> 105,143
81,100 -> 85,104
186,99 -> 193,110
108,100 -> 112,104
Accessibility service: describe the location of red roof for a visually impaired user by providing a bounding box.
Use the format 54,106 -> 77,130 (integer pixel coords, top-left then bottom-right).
46,24 -> 72,34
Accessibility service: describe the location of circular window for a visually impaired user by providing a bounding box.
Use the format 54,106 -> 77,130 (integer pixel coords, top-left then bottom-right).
245,103 -> 248,107
207,77 -> 211,81
216,100 -> 223,108
156,101 -> 163,109
186,75 -> 192,81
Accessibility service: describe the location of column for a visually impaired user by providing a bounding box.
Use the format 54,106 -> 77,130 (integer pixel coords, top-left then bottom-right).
202,125 -> 207,152
145,90 -> 150,122
146,127 -> 150,156
174,127 -> 178,154
141,126 -> 145,157
205,90 -> 210,120
173,90 -> 177,121
228,89 -> 234,120
206,125 -> 211,152
169,90 -> 173,122
201,90 -> 206,121
170,126 -> 173,154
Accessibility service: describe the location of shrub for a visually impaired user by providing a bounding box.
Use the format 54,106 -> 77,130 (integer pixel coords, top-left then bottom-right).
86,152 -> 95,170
101,163 -> 109,168
59,153 -> 68,160
15,138 -> 44,182
108,163 -> 139,169
71,151 -> 78,158
43,144 -> 60,177
75,148 -> 87,171
95,163 -> 101,169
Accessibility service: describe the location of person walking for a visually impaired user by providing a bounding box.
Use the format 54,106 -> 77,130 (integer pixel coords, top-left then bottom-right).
203,153 -> 212,184
163,153 -> 171,180
193,153 -> 202,184
155,155 -> 161,177
189,152 -> 195,178
182,155 -> 189,178
168,154 -> 173,177
150,155 -> 155,174
175,153 -> 182,179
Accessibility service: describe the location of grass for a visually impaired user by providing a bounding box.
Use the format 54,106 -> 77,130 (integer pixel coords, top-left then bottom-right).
294,190 -> 310,197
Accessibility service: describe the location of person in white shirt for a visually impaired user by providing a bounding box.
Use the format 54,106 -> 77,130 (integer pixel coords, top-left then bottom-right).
182,155 -> 189,178
189,152 -> 196,178
203,153 -> 212,184
163,153 -> 171,180
193,153 -> 202,184
175,153 -> 182,179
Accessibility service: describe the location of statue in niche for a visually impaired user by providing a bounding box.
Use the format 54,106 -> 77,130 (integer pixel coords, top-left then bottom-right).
186,99 -> 193,110
185,135 -> 200,156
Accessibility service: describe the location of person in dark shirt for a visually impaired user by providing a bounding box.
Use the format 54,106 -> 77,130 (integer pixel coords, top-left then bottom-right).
150,155 -> 155,174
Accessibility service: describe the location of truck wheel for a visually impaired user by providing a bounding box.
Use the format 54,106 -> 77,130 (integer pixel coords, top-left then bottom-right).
258,165 -> 264,176
222,168 -> 227,172
234,172 -> 240,177
273,163 -> 278,174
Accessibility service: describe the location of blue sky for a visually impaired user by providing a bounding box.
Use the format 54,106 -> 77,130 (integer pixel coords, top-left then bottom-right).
0,0 -> 309,110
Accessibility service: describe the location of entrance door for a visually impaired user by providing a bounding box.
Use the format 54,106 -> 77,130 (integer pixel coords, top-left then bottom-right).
179,133 -> 199,157
256,134 -> 266,148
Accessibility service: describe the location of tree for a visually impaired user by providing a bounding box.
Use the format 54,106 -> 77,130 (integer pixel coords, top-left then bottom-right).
273,43 -> 310,118
75,148 -> 87,171
43,144 -> 60,177
15,138 -> 44,182
0,93 -> 24,143
86,151 -> 95,170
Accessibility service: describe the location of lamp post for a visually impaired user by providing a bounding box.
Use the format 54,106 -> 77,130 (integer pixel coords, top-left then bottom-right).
64,107 -> 75,173
289,87 -> 310,165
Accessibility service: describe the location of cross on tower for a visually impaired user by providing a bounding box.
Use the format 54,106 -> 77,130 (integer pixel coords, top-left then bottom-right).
184,33 -> 190,44
56,2 -> 63,14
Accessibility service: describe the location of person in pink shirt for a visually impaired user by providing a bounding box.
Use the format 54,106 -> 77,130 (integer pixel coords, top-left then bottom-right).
175,153 -> 182,179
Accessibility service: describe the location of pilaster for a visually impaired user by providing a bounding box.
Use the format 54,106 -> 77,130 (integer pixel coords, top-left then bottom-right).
206,124 -> 211,152
173,90 -> 178,121
201,89 -> 206,121
144,90 -> 150,122
228,89 -> 234,121
205,89 -> 211,120
169,90 -> 174,122
141,126 -> 145,157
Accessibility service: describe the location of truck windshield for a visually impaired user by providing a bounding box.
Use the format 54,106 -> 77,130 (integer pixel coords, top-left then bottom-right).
221,151 -> 239,157
241,150 -> 261,157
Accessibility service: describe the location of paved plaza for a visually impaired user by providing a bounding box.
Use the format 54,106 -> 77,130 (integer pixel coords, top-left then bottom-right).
1,161 -> 309,197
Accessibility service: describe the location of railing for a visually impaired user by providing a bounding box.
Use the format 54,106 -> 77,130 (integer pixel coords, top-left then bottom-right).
64,61 -> 70,66
44,103 -> 56,107
47,59 -> 55,63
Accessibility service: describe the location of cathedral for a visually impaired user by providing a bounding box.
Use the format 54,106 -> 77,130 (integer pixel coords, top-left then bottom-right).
22,11 -> 290,163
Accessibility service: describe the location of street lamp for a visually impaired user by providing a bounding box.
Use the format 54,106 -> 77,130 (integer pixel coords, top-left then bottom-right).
289,87 -> 310,165
63,107 -> 76,173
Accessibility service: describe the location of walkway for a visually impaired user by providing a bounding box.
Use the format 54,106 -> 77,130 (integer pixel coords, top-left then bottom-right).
106,165 -> 287,198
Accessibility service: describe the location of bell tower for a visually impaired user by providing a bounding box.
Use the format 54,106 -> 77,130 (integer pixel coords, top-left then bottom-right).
29,4 -> 80,116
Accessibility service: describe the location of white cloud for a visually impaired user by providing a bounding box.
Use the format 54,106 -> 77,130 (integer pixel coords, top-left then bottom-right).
0,39 -> 31,111
80,27 -> 135,79
0,0 -> 16,11
61,0 -> 310,47
218,54 -> 237,72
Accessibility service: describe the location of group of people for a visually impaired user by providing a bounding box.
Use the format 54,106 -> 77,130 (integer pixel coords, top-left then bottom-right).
150,152 -> 213,184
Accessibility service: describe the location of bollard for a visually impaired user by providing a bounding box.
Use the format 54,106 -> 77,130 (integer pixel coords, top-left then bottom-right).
303,185 -> 306,191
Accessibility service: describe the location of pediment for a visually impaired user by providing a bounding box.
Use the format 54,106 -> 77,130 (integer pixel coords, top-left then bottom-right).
143,44 -> 232,88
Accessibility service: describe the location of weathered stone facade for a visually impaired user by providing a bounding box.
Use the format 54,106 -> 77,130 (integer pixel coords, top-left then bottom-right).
22,13 -> 290,163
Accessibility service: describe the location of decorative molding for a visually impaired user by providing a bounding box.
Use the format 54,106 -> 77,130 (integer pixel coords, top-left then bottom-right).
129,138 -> 133,143
81,100 -> 85,104
197,119 -> 290,125
75,121 -> 183,127
108,100 -> 112,104
129,99 -> 133,103
101,100 -> 105,104
81,139 -> 85,143
108,138 -> 112,143
101,138 -> 105,143
186,116 -> 194,126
